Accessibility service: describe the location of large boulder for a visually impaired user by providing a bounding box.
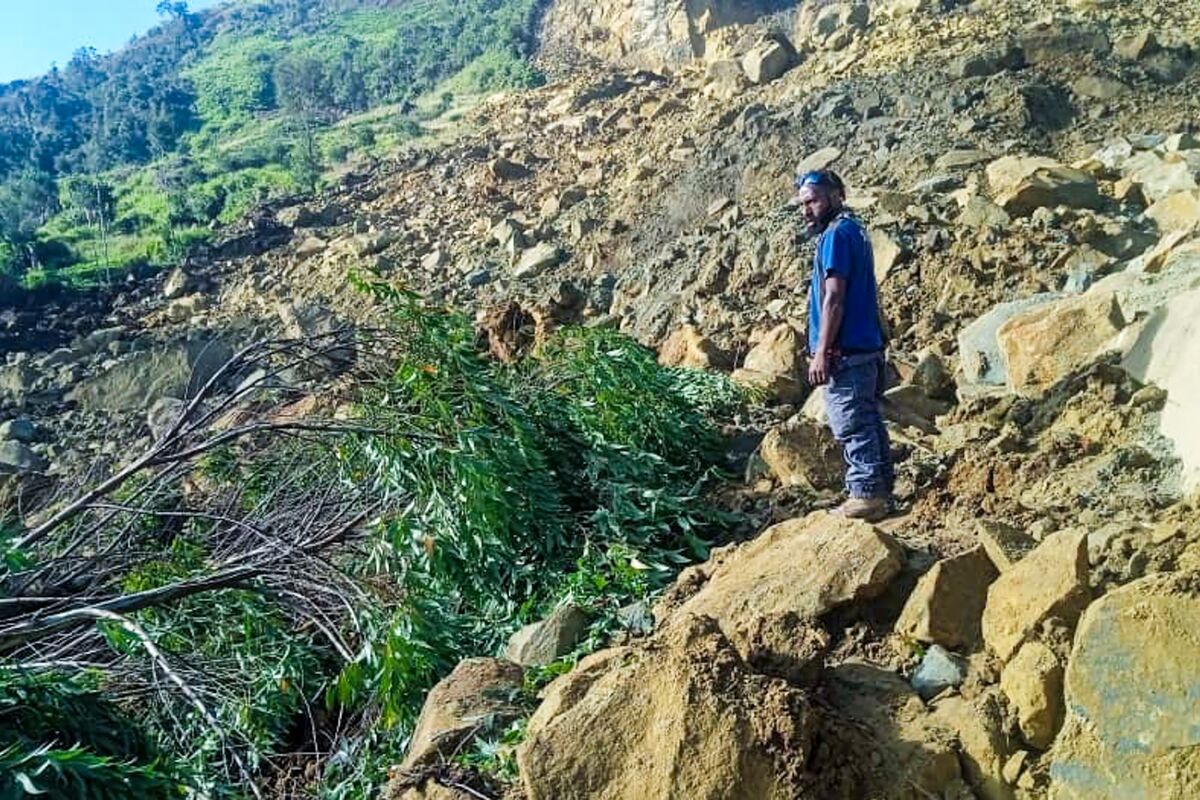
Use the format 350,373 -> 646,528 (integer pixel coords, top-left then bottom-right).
1122,287 -> 1200,493
0,441 -> 47,474
658,512 -> 903,646
1049,571 -> 1200,799
65,338 -> 233,413
733,323 -> 808,403
895,546 -> 998,651
995,291 -> 1125,394
986,156 -> 1102,216
517,615 -> 816,800
981,529 -> 1090,662
1146,190 -> 1200,233
956,294 -> 1061,393
400,658 -> 524,770
759,420 -> 844,491
741,39 -> 793,85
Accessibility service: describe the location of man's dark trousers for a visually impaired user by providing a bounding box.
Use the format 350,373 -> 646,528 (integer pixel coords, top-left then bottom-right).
824,351 -> 894,499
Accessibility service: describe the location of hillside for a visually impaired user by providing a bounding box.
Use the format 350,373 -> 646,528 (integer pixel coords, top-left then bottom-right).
4,0 -> 1200,799
0,0 -> 544,289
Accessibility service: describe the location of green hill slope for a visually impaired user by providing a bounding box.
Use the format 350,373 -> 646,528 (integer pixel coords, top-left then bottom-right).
0,0 -> 544,288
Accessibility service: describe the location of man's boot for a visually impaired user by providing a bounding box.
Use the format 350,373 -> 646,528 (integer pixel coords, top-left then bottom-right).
834,495 -> 891,523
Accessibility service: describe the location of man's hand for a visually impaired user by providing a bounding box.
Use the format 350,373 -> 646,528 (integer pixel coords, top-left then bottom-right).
808,350 -> 831,386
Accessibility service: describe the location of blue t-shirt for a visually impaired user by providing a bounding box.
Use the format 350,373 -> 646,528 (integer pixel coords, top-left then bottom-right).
808,214 -> 885,354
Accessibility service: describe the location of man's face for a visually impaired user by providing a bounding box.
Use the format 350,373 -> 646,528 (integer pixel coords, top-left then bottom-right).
796,184 -> 840,235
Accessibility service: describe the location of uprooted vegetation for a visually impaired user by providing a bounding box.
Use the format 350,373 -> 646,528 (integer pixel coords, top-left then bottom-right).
0,282 -> 749,798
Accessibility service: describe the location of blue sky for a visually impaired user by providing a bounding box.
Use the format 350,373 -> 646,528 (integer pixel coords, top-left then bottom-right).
0,0 -> 225,83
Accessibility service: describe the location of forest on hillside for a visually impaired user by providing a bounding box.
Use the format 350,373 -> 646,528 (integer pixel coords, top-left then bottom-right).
0,0 -> 545,290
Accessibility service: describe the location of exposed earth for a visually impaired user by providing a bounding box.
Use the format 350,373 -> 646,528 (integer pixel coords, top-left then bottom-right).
5,1 -> 1200,798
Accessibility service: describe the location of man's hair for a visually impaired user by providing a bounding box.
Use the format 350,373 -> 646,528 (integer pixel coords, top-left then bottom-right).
794,169 -> 846,195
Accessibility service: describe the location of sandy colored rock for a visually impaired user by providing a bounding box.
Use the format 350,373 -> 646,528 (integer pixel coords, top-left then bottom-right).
759,420 -> 844,491
517,615 -> 816,800
996,291 -> 1125,394
1001,640 -> 1064,750
742,323 -> 804,378
504,605 -> 590,667
1146,190 -> 1200,232
987,155 -> 1101,215
741,39 -> 793,84
660,512 -> 903,640
981,529 -> 1090,662
929,691 -> 1016,800
730,368 -> 807,404
1049,571 -> 1200,799
401,658 -> 524,770
657,325 -> 730,370
975,519 -> 1036,573
895,546 -> 998,650
384,779 -> 475,800
870,228 -> 903,283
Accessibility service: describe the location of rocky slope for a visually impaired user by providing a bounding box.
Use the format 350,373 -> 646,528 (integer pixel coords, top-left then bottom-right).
5,0 -> 1200,798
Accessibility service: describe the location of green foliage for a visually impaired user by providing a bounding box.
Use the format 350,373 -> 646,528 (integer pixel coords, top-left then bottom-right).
323,285 -> 738,793
0,671 -> 184,799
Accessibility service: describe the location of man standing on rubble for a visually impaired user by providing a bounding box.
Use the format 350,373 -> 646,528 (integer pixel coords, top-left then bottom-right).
792,169 -> 894,522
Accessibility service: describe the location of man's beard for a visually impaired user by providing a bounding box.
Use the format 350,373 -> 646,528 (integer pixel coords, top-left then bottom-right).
805,206 -> 838,236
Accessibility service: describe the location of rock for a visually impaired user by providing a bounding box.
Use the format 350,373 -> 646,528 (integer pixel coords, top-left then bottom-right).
975,520 -> 1036,574
0,418 -> 36,443
166,293 -> 211,322
911,645 -> 968,701
730,368 -> 807,405
882,384 -> 950,422
420,248 -> 448,272
911,350 -> 956,401
896,546 -> 998,650
66,339 -> 234,413
949,44 -> 1024,78
349,230 -> 398,257
929,691 -> 1016,800
1002,750 -> 1030,785
657,325 -> 731,370
731,612 -> 828,687
504,605 -> 590,667
957,196 -> 1011,229
489,157 -> 533,180
489,217 -> 526,249
1113,31 -> 1159,60
743,323 -> 804,379
294,236 -> 328,260
741,39 -> 793,85
145,396 -> 185,442
161,267 -> 192,300
988,158 -> 1102,216
702,59 -> 748,101
1049,571 -> 1200,799
936,149 -> 994,170
518,615 -> 816,800
1146,190 -> 1200,233
384,779 -> 474,800
957,294 -> 1061,391
759,420 -> 844,491
981,529 -> 1090,662
1001,641 -> 1064,750
1121,151 -> 1198,203
1071,74 -> 1129,100
996,291 -> 1125,394
795,146 -> 842,176
870,228 -> 903,283
658,512 -> 903,644
0,441 -> 47,474
513,242 -> 562,279
1122,288 -> 1200,493
401,658 -> 524,770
